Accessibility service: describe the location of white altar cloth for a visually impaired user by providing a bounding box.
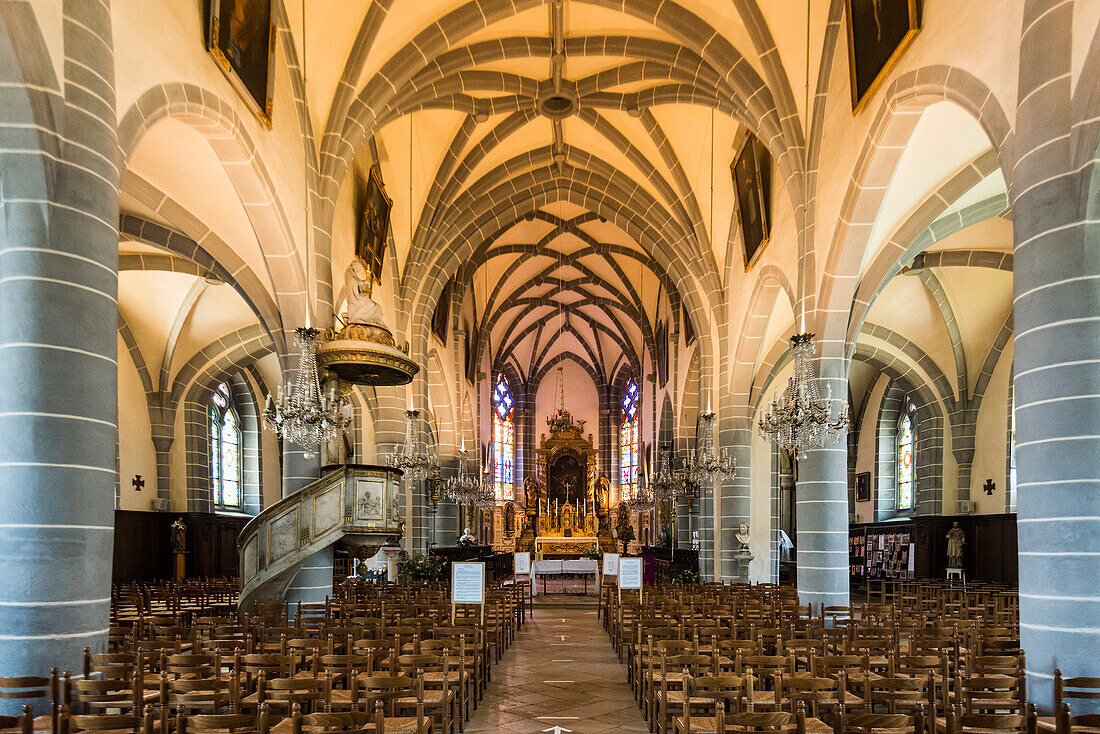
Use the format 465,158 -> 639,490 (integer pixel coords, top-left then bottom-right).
529,559 -> 599,596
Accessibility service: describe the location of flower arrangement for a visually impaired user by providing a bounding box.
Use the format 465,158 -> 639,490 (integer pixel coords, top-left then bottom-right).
671,569 -> 701,585
396,551 -> 445,582
581,545 -> 601,560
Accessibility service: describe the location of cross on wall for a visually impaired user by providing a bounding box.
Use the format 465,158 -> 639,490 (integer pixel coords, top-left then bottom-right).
983,479 -> 995,495
132,475 -> 145,491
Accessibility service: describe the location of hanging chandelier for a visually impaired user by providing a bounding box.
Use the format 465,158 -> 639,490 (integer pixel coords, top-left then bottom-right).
758,332 -> 850,458
389,408 -> 438,481
625,467 -> 655,512
264,327 -> 350,450
470,444 -> 498,510
445,448 -> 481,503
682,411 -> 736,486
651,449 -> 680,499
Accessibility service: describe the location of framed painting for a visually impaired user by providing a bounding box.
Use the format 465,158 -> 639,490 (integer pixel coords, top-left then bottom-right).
432,279 -> 452,343
205,0 -> 275,126
357,165 -> 393,284
655,320 -> 669,387
731,134 -> 772,269
855,471 -> 872,502
682,305 -> 695,346
845,0 -> 922,113
464,322 -> 479,383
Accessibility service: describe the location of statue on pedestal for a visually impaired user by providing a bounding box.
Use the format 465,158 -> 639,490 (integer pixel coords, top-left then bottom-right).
615,503 -> 634,554
946,521 -> 966,569
735,521 -> 750,551
171,517 -> 186,552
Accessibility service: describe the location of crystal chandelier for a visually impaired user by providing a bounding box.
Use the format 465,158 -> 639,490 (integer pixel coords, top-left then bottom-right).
651,449 -> 680,499
445,448 -> 480,503
264,327 -> 350,450
681,411 -> 736,486
758,332 -> 850,458
471,444 -> 498,510
389,408 -> 438,481
625,467 -> 655,512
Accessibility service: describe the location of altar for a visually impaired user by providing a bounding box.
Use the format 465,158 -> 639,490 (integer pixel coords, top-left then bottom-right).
514,407 -> 617,556
535,536 -> 599,557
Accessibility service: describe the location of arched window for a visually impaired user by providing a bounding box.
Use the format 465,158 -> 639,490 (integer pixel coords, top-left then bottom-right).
210,381 -> 241,509
620,379 -> 640,499
896,400 -> 916,511
492,374 -> 514,501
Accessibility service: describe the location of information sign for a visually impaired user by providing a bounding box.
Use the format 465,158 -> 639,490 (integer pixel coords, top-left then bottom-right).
514,551 -> 531,575
451,561 -> 486,604
618,557 -> 643,589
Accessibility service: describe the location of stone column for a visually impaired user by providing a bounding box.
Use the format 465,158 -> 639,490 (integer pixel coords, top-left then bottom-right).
0,0 -> 119,703
718,396 -> 752,582
794,369 -> 850,611
280,363 -> 329,605
1012,0 -> 1100,710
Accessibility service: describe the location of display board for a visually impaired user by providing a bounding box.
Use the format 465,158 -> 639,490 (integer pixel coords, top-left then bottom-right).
513,551 -> 531,576
618,557 -> 643,589
451,561 -> 486,604
602,552 -> 619,576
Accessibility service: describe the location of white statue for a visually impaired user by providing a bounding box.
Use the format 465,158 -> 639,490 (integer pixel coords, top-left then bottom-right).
343,259 -> 387,328
735,521 -> 750,551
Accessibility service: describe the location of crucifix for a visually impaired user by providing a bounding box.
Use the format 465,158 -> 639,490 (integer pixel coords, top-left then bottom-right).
983,479 -> 995,496
132,475 -> 145,492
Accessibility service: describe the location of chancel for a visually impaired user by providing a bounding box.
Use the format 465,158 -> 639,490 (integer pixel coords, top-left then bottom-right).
1,1 -> 1098,732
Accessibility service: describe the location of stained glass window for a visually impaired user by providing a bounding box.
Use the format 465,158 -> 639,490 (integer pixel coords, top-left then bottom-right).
493,374 -> 514,501
896,403 -> 916,511
620,379 -> 640,499
211,381 -> 241,508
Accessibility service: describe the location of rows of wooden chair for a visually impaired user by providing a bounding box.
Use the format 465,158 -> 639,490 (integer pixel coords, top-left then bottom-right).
602,581 -> 1094,734
1,580 -> 528,734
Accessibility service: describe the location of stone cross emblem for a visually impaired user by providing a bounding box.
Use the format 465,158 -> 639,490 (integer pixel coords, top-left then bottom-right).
983,479 -> 995,495
132,475 -> 145,491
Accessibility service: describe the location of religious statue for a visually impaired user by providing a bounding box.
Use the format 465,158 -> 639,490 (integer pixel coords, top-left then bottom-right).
343,259 -> 387,328
170,517 -> 186,553
523,475 -> 540,511
735,521 -> 750,551
615,503 -> 634,554
946,521 -> 966,569
459,526 -> 476,545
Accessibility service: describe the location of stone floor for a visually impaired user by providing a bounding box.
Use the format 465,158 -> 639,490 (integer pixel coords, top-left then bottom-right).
464,604 -> 649,733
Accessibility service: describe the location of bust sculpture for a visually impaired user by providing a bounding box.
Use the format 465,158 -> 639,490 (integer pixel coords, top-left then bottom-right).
343,259 -> 387,328
735,521 -> 750,551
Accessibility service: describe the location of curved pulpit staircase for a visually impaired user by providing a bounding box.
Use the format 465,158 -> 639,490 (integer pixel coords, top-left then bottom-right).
237,464 -> 403,614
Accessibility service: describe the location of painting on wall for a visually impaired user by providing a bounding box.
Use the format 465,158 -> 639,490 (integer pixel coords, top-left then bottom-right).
464,321 -> 480,384
431,280 -> 452,343
205,0 -> 275,126
655,320 -> 669,387
731,134 -> 772,269
357,165 -> 393,285
845,0 -> 922,113
855,471 -> 872,502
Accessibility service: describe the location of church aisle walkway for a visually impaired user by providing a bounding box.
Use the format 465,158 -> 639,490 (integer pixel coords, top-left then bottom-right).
465,605 -> 649,733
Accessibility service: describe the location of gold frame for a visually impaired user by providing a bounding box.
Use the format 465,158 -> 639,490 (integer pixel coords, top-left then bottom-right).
206,1 -> 275,128
732,134 -> 772,271
357,164 -> 393,284
845,0 -> 922,114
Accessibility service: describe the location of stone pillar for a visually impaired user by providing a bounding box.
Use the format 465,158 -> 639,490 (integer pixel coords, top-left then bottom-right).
0,0 -> 119,704
794,371 -> 850,611
1012,0 -> 1100,710
718,398 -> 751,582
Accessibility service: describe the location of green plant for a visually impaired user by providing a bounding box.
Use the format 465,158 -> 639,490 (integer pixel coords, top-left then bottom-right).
581,546 -> 601,560
671,569 -> 701,585
396,552 -> 445,582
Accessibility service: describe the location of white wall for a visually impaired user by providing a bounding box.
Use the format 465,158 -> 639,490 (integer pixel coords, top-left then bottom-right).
969,342 -> 1013,514
854,375 -> 888,523
117,334 -> 158,511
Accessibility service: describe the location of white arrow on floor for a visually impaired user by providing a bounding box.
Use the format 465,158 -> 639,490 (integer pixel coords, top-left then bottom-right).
541,727 -> 573,734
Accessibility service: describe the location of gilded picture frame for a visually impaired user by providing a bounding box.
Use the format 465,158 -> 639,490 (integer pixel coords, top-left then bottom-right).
357,164 -> 393,285
205,0 -> 275,127
845,0 -> 922,114
731,134 -> 772,270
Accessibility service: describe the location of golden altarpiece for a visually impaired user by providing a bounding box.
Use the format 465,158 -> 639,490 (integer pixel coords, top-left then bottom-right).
515,409 -> 616,556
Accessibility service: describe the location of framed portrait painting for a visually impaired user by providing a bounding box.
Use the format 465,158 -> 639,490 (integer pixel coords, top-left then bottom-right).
357,164 -> 393,285
855,471 -> 872,502
731,134 -> 772,269
845,0 -> 922,113
205,0 -> 275,126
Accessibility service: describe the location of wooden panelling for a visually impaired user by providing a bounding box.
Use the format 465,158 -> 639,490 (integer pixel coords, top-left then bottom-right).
113,511 -> 249,582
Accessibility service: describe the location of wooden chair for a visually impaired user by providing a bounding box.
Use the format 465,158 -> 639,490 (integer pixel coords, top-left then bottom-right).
63,704 -> 156,734
1054,701 -> 1100,734
394,659 -> 455,734
944,702 -> 1036,734
356,675 -> 431,734
0,671 -> 66,734
702,703 -> 808,734
177,706 -> 271,734
833,706 -> 925,734
0,706 -> 33,734
289,709 -> 377,734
